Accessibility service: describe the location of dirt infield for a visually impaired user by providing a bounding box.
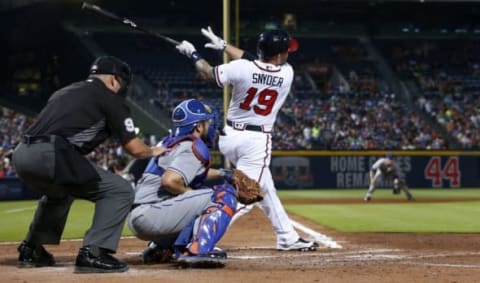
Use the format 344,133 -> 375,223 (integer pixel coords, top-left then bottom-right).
1,199 -> 480,283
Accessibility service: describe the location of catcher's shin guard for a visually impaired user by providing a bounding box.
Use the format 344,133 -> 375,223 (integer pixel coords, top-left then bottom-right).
184,184 -> 237,256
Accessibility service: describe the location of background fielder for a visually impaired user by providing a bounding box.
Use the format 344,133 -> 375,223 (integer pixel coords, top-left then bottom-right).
365,153 -> 415,202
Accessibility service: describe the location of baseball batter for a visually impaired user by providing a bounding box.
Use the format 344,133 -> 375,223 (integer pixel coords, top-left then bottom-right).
175,28 -> 317,251
128,99 -> 238,268
365,154 -> 415,202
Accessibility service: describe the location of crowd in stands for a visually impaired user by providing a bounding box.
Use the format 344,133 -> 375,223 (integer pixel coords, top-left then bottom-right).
273,90 -> 447,150
2,34 -> 478,181
382,39 -> 480,149
417,93 -> 479,149
0,107 -> 137,180
136,36 -> 456,150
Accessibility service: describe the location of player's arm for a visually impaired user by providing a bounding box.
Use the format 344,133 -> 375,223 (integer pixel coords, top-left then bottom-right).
123,137 -> 169,159
369,159 -> 382,184
161,169 -> 192,195
369,169 -> 376,185
105,97 -> 169,159
207,168 -> 224,180
175,40 -> 215,81
207,168 -> 235,182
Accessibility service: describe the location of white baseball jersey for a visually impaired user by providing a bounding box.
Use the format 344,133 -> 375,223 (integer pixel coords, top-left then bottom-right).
215,58 -> 302,247
214,59 -> 293,131
371,158 -> 400,178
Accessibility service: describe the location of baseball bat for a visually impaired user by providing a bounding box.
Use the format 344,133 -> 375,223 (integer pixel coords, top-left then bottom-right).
81,2 -> 180,46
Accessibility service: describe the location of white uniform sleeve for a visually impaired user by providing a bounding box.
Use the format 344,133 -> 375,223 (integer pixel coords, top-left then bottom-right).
213,59 -> 249,88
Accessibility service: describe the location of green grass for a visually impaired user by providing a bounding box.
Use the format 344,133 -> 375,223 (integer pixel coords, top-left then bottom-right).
280,189 -> 480,233
0,188 -> 479,242
277,188 -> 480,199
0,200 -> 133,242
286,202 -> 480,232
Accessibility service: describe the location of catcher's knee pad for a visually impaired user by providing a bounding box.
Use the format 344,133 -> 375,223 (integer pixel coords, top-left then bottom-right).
185,185 -> 237,255
211,184 -> 237,209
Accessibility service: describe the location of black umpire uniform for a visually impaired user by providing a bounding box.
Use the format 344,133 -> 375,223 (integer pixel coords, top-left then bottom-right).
12,56 -> 163,273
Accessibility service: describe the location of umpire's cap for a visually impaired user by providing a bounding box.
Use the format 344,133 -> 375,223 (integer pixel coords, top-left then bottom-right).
257,29 -> 298,60
89,56 -> 132,86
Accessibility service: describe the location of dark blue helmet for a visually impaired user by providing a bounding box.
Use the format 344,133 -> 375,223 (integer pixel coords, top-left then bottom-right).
257,29 -> 297,60
385,153 -> 394,160
171,99 -> 213,137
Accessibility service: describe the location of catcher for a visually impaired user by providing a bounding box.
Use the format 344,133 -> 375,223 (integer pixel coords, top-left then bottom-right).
364,153 -> 415,202
127,99 -> 262,268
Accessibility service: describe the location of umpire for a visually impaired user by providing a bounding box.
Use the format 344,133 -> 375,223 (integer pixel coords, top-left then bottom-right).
12,56 -> 168,273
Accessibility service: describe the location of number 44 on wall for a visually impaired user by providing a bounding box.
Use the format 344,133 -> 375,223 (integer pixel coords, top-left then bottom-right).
424,156 -> 461,188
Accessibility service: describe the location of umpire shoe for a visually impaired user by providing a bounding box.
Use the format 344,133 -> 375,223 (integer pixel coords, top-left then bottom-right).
17,241 -> 55,268
74,246 -> 128,273
277,238 -> 319,252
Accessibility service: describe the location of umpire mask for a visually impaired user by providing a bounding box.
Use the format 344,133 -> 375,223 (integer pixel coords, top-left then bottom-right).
90,56 -> 132,97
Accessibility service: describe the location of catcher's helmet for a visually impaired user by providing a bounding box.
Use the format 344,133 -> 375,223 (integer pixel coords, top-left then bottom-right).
172,99 -> 213,137
257,29 -> 297,60
90,56 -> 132,93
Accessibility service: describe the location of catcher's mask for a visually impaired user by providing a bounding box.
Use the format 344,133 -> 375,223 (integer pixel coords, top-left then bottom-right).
171,99 -> 214,139
202,102 -> 221,149
257,29 -> 298,60
89,56 -> 132,97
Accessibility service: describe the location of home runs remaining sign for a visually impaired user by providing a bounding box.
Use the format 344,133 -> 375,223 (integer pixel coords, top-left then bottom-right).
269,152 -> 479,189
330,156 -> 412,188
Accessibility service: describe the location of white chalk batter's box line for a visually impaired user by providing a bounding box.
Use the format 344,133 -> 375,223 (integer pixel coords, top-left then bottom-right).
227,249 -> 480,269
124,248 -> 480,266
122,249 -> 480,272
18,248 -> 480,274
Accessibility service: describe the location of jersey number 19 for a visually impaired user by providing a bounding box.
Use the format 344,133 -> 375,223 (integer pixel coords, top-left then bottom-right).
239,87 -> 278,116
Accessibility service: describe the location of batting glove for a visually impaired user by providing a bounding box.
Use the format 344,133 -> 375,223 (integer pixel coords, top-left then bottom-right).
176,40 -> 202,62
176,40 -> 196,57
201,26 -> 226,50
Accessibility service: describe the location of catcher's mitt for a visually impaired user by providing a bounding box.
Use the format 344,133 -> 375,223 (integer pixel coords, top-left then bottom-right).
230,169 -> 264,205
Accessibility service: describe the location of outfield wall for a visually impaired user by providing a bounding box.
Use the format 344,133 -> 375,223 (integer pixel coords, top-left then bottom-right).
1,151 -> 479,200
212,150 -> 480,189
0,177 -> 38,200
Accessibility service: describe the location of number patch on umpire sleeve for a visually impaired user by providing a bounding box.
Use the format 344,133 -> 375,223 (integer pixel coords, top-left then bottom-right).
124,118 -> 135,132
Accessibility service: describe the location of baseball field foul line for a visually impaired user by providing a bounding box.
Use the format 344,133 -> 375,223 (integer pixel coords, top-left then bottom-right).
3,206 -> 36,214
290,219 -> 342,249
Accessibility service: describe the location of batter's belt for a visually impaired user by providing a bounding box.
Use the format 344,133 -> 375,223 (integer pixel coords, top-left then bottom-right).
226,120 -> 271,133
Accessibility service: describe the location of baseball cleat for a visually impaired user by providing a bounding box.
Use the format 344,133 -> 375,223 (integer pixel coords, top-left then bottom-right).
364,196 -> 372,202
277,238 -> 318,251
17,241 -> 55,268
141,242 -> 174,264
